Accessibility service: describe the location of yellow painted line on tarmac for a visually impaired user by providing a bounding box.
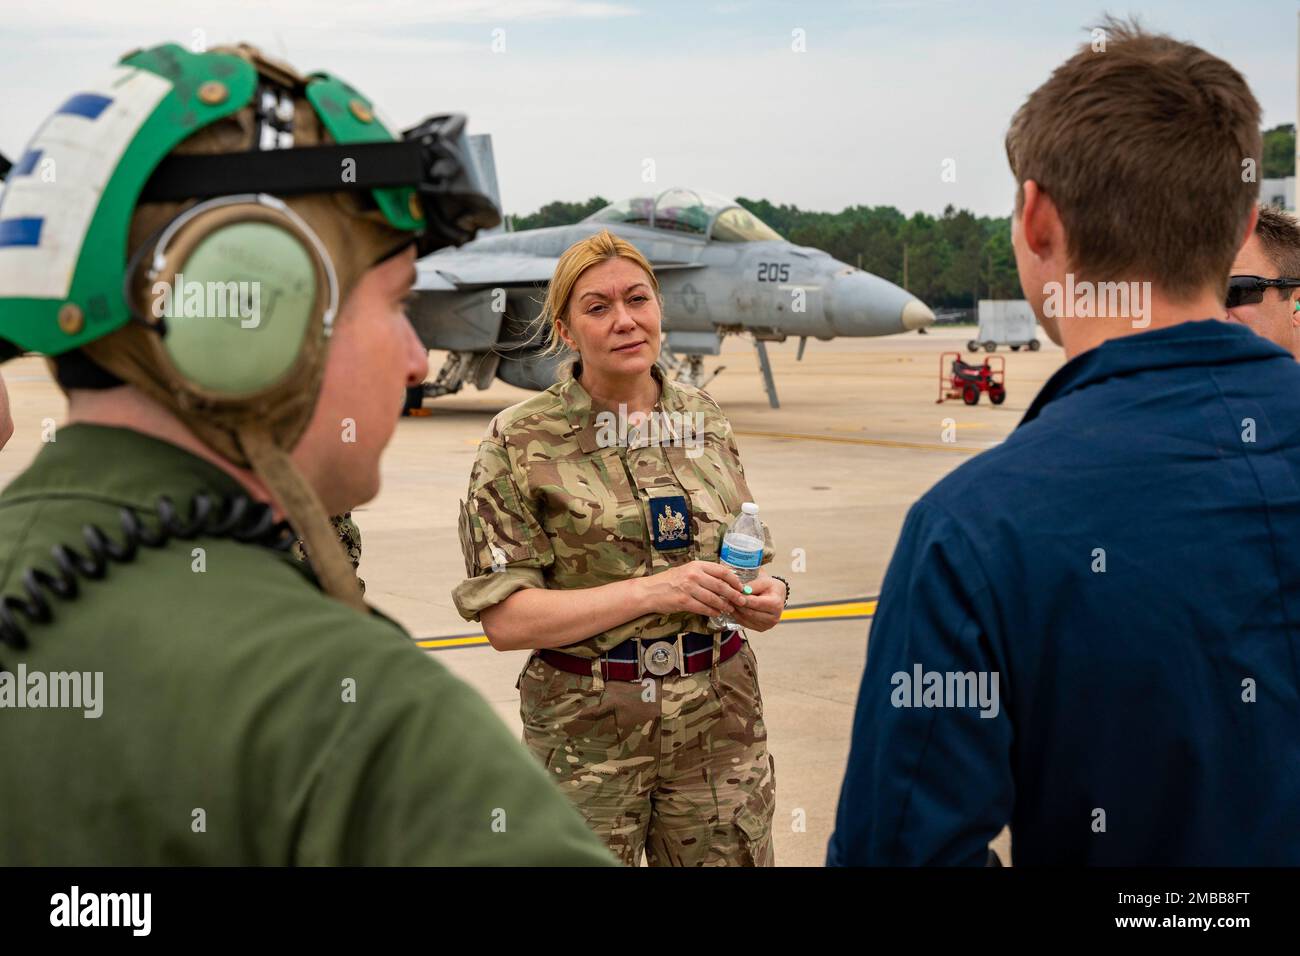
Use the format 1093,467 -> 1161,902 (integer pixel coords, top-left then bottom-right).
414,596 -> 877,651
780,599 -> 877,621
732,428 -> 979,454
418,634 -> 492,650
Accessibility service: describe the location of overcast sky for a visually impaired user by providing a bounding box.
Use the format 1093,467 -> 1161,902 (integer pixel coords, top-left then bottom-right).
1,0 -> 1296,221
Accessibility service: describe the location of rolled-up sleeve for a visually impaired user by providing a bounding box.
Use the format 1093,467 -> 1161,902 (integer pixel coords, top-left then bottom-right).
452,436 -> 554,622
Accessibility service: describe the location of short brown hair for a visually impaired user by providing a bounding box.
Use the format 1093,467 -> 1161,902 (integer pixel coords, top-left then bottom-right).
1005,17 -> 1261,296
1253,204 -> 1300,279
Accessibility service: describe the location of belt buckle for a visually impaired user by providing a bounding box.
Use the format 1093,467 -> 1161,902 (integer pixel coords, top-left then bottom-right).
641,633 -> 685,678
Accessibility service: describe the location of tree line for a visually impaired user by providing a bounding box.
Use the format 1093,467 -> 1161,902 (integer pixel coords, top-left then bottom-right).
508,126 -> 1297,312
510,197 -> 1018,310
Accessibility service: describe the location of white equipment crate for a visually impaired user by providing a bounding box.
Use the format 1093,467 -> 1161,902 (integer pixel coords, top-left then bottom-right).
970,300 -> 1040,352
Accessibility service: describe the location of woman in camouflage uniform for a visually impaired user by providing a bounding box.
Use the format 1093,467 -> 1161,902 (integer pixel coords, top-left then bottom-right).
453,231 -> 788,866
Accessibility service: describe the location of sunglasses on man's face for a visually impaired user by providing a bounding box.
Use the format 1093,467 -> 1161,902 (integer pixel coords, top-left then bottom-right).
1226,275 -> 1300,308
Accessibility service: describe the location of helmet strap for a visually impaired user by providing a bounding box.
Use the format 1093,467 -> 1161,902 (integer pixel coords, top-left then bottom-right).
240,426 -> 367,611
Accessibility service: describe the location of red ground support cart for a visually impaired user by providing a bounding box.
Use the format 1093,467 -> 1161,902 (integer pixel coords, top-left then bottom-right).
937,351 -> 1006,405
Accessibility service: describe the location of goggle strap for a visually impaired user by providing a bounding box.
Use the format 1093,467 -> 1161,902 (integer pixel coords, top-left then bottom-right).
139,141 -> 425,203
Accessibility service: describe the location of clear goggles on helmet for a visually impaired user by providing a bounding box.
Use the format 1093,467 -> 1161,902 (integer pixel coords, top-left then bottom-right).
138,112 -> 500,257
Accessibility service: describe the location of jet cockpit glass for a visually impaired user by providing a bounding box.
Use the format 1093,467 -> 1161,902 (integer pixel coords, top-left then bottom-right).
588,196 -> 656,227
711,206 -> 783,243
585,188 -> 781,241
651,188 -> 712,234
586,190 -> 709,235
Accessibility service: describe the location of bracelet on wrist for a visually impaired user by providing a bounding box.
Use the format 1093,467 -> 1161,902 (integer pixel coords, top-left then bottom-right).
770,575 -> 791,609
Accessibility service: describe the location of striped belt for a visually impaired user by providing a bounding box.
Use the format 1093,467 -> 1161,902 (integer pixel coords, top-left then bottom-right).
539,630 -> 743,682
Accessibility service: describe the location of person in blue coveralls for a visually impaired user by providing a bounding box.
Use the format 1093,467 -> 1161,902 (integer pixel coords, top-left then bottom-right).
829,18 -> 1300,866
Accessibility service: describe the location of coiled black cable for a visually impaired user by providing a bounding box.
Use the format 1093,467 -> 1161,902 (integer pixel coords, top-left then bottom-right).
0,493 -> 296,671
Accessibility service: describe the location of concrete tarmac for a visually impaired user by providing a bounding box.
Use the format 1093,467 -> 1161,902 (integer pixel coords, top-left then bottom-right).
0,325 -> 1065,866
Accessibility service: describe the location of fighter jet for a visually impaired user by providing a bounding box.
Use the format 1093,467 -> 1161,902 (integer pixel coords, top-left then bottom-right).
408,171 -> 934,409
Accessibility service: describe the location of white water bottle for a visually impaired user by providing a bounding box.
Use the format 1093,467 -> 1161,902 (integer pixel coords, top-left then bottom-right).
710,502 -> 764,631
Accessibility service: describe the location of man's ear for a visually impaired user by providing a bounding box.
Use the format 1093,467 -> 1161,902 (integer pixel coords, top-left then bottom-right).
1019,179 -> 1062,262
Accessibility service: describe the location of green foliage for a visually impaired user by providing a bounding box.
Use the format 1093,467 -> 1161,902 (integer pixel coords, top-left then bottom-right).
510,196 -> 609,231
1262,124 -> 1296,180
510,122 -> 1298,309
506,192 -> 1022,309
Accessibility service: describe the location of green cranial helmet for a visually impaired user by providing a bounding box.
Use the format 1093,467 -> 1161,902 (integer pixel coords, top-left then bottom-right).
0,42 -> 499,360
0,42 -> 500,613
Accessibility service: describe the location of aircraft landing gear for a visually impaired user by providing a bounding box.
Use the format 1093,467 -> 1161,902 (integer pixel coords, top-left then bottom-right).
662,340 -> 780,408
403,386 -> 425,415
753,339 -> 780,409
401,350 -> 480,417
660,353 -> 724,392
424,351 -> 474,399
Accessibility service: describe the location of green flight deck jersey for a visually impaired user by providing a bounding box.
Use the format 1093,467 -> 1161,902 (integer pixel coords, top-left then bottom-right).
0,424 -> 617,866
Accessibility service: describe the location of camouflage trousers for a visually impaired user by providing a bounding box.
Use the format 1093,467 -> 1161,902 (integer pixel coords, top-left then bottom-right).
518,638 -> 776,866
292,512 -> 365,594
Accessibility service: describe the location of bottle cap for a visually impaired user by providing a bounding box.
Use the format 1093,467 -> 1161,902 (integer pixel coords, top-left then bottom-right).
741,502 -> 759,515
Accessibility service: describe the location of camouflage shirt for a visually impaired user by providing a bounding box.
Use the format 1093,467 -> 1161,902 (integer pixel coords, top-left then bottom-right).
453,363 -> 772,658
293,512 -> 365,594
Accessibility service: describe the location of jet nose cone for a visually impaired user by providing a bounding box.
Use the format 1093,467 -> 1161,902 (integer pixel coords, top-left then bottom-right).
901,298 -> 935,330
827,270 -> 936,336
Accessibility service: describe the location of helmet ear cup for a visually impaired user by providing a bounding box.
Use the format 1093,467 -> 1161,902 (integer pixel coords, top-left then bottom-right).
141,197 -> 335,398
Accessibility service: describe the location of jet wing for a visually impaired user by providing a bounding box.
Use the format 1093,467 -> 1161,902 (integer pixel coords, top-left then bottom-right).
651,261 -> 706,272
416,249 -> 704,293
415,253 -> 558,291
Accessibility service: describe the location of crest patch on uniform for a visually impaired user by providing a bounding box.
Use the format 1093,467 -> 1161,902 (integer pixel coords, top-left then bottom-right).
649,495 -> 691,551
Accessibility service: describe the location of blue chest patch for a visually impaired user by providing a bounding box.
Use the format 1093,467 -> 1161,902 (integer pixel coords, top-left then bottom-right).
649,495 -> 692,551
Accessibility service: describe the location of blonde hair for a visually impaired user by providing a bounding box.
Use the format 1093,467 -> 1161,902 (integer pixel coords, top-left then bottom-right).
536,230 -> 661,360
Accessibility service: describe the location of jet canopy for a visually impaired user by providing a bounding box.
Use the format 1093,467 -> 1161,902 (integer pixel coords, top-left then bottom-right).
585,188 -> 782,242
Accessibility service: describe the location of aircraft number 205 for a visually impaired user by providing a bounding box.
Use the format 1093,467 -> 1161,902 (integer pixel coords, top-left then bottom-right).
757,262 -> 790,282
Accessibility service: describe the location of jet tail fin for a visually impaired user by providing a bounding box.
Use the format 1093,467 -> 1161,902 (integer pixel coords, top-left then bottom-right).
467,134 -> 504,235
